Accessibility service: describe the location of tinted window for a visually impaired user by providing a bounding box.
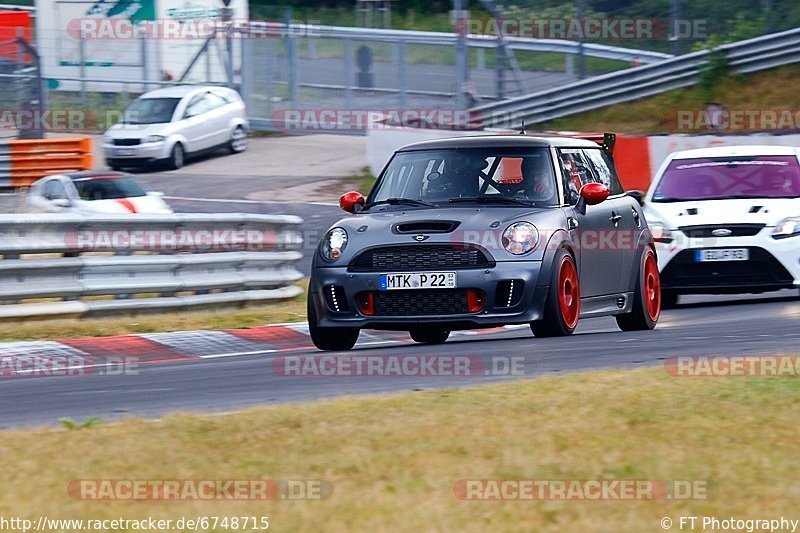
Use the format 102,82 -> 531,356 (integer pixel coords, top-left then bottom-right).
73,177 -> 147,201
123,98 -> 181,124
42,179 -> 67,200
582,148 -> 624,195
370,147 -> 559,207
558,149 -> 594,205
653,155 -> 800,202
185,94 -> 212,117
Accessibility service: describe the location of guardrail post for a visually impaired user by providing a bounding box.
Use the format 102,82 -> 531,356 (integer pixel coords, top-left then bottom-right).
344,38 -> 353,109
396,41 -> 407,109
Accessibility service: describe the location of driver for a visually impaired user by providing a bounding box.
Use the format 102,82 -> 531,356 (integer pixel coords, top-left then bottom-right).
499,156 -> 555,203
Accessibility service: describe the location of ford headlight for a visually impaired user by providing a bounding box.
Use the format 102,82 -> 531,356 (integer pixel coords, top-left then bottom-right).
502,222 -> 538,255
648,219 -> 673,243
772,217 -> 800,239
145,135 -> 165,143
321,227 -> 348,261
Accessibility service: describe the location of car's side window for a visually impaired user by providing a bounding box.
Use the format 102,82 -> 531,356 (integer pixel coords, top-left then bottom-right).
184,94 -> 209,118
42,180 -> 67,201
558,149 -> 593,205
204,92 -> 227,111
582,148 -> 624,195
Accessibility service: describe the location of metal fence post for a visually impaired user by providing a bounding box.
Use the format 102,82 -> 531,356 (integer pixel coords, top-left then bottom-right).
453,0 -> 467,109
79,30 -> 87,106
396,40 -> 407,109
140,30 -> 148,92
241,38 -> 253,111
343,38 -> 353,109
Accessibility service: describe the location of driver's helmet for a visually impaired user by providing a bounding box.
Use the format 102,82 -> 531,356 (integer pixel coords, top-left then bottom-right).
520,156 -> 555,203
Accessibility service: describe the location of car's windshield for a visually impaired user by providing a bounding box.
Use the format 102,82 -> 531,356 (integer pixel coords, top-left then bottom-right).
368,147 -> 559,208
652,155 -> 800,202
73,177 -> 148,201
123,97 -> 181,124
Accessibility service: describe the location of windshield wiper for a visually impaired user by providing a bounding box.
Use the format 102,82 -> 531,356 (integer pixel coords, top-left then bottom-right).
364,197 -> 435,209
449,196 -> 534,207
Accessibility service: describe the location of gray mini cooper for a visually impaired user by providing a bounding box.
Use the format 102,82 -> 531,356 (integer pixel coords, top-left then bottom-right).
309,134 -> 661,351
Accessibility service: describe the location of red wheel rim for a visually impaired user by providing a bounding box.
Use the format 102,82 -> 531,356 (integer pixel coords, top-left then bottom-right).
558,256 -> 580,329
644,252 -> 661,322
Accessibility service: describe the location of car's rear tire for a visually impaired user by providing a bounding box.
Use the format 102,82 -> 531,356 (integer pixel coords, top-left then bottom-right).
307,294 -> 359,351
616,248 -> 661,331
661,290 -> 679,309
409,328 -> 450,344
167,143 -> 185,170
530,249 -> 580,338
229,126 -> 247,153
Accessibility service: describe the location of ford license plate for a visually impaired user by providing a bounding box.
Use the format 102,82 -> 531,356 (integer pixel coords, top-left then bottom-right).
695,248 -> 749,262
379,272 -> 456,290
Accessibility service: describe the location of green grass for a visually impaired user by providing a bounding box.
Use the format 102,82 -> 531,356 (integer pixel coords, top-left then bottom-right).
345,167 -> 377,194
3,366 -> 800,531
536,64 -> 800,134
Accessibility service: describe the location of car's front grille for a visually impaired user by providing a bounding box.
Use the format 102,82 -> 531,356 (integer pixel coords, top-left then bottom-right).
661,247 -> 793,289
678,224 -> 765,238
372,289 -> 472,316
113,138 -> 141,146
349,244 -> 493,272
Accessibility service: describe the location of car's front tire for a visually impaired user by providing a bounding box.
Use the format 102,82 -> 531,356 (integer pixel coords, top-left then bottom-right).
167,143 -> 185,170
531,249 -> 580,338
616,248 -> 661,331
307,294 -> 359,351
409,328 -> 450,344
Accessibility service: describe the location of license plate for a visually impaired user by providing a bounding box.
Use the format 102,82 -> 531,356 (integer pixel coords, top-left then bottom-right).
114,148 -> 136,156
695,248 -> 749,262
379,272 -> 456,290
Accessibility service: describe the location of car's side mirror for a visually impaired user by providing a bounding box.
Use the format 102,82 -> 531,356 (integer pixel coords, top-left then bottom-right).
340,191 -> 365,214
626,190 -> 645,205
52,198 -> 71,208
575,183 -> 609,215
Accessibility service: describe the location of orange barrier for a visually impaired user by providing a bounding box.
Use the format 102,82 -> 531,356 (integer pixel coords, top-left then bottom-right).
2,138 -> 93,187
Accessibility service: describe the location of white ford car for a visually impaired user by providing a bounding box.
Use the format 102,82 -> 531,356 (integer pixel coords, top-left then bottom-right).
643,145 -> 800,306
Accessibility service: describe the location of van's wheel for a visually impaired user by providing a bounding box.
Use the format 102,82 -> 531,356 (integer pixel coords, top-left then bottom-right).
167,143 -> 185,170
531,249 -> 580,337
409,328 -> 450,344
229,126 -> 247,153
616,248 -> 661,331
307,293 -> 359,351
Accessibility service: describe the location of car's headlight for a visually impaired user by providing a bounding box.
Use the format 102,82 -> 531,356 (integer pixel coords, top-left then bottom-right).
145,135 -> 165,143
772,217 -> 800,239
502,222 -> 538,255
648,219 -> 673,243
321,227 -> 348,261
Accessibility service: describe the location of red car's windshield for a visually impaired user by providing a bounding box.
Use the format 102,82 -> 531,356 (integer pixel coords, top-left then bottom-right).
652,155 -> 800,202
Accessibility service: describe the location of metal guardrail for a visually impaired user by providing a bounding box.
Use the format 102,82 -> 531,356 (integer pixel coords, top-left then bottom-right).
302,24 -> 673,64
471,27 -> 800,128
0,214 -> 304,320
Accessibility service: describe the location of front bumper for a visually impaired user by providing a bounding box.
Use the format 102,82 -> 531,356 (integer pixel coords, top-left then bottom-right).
103,141 -> 171,164
311,261 -> 547,330
656,232 -> 800,294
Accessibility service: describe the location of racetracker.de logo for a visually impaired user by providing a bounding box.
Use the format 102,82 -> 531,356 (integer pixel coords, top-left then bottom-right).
64,228 -> 281,252
665,355 -> 800,377
271,355 -> 525,377
453,479 -> 709,500
457,17 -> 707,40
0,355 -> 137,378
67,479 -> 333,500
271,109 -> 481,131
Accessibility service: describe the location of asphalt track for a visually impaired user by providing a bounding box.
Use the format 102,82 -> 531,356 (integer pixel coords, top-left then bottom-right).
0,292 -> 797,428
